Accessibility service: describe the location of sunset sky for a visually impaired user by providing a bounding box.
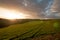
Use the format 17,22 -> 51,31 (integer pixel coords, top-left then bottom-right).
0,0 -> 60,19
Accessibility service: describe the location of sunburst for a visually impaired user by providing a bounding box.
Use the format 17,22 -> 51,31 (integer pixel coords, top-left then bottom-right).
0,7 -> 30,20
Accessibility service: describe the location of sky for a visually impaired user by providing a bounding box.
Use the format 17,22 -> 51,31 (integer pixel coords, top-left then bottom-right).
0,0 -> 60,19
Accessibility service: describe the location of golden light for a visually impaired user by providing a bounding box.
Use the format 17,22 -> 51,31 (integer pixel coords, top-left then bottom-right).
0,7 -> 30,20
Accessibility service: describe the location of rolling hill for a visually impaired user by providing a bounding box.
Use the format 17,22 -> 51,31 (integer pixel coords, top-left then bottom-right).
0,20 -> 60,40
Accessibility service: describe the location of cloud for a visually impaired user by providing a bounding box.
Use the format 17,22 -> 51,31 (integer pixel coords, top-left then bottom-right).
0,0 -> 60,18
51,0 -> 60,12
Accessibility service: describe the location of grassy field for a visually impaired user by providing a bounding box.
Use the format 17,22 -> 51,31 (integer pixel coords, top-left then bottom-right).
0,20 -> 60,40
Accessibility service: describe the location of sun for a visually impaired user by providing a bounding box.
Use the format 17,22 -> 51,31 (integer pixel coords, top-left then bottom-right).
0,7 -> 30,20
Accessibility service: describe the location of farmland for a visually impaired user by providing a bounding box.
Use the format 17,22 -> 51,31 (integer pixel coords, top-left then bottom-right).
0,19 -> 60,40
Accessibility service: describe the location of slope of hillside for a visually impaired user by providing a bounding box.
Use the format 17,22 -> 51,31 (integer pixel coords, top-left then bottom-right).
0,20 -> 60,40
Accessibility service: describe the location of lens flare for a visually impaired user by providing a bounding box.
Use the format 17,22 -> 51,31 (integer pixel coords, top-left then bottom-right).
0,7 -> 30,19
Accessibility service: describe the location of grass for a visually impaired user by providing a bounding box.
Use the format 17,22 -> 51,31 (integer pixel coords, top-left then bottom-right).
0,20 -> 60,40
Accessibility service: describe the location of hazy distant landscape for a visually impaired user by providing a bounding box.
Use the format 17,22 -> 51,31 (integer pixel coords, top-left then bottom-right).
0,19 -> 60,40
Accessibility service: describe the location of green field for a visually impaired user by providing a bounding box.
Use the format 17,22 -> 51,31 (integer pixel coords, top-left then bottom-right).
0,20 -> 60,40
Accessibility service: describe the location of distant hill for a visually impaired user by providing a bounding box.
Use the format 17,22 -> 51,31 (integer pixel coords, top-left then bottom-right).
0,18 -> 38,28
0,18 -> 51,28
0,18 -> 60,28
